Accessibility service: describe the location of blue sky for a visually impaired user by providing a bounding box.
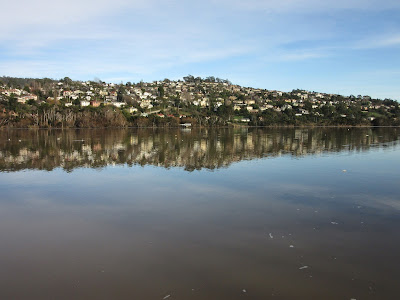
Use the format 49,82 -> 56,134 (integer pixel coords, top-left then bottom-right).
1,0 -> 399,100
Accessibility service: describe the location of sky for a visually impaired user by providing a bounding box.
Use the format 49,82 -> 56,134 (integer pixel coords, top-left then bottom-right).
1,0 -> 399,100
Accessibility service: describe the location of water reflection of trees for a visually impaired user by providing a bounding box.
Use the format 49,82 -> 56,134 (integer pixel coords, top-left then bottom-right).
0,128 -> 398,172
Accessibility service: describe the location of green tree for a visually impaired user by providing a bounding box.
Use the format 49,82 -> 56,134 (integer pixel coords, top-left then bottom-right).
117,86 -> 126,102
158,86 -> 165,98
27,99 -> 36,106
7,95 -> 18,111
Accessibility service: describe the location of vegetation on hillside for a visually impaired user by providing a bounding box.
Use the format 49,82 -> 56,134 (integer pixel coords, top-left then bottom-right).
0,76 -> 399,127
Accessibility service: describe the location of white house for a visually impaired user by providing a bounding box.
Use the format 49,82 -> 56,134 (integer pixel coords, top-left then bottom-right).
80,100 -> 90,107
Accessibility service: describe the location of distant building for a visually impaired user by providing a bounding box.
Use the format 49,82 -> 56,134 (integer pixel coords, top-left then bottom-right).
90,100 -> 101,107
80,100 -> 90,107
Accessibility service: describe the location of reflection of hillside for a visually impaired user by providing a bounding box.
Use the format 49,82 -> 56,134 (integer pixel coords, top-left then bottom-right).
0,128 -> 399,172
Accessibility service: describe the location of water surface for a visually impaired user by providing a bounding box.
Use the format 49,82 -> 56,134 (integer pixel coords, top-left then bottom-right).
0,128 -> 399,299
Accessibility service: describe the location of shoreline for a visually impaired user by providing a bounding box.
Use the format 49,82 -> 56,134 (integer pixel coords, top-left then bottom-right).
1,125 -> 399,130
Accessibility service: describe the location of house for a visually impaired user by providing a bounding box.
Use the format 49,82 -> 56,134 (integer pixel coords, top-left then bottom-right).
90,100 -> 101,107
245,99 -> 255,105
105,95 -> 117,102
63,91 -> 73,97
112,102 -> 126,108
127,107 -> 138,113
17,94 -> 38,103
300,109 -> 309,115
80,100 -> 90,107
140,102 -> 153,109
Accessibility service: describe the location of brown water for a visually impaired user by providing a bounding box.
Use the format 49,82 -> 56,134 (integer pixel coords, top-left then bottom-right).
0,128 -> 399,299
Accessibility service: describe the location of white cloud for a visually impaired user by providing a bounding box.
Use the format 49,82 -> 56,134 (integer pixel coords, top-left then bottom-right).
353,34 -> 400,49
0,34 -> 252,81
276,50 -> 327,61
214,0 -> 400,13
0,0 -> 134,28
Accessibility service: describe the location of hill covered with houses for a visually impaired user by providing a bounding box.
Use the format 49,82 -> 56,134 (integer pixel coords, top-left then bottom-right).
0,75 -> 399,127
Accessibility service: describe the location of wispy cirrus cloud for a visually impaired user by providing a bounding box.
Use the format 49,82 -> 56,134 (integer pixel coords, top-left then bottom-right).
353,34 -> 400,49
278,51 -> 326,61
0,0 -> 134,28
214,0 -> 400,13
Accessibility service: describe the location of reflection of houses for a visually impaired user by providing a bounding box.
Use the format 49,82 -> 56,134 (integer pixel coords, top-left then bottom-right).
0,129 -> 397,172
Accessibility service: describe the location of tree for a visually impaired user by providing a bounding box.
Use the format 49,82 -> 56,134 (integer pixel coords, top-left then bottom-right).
62,77 -> 73,85
27,99 -> 36,106
158,86 -> 165,98
206,76 -> 215,83
304,101 -> 312,112
117,86 -> 126,102
7,95 -> 18,111
183,75 -> 195,83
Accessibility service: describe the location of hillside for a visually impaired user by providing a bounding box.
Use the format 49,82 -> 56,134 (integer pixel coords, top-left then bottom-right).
0,76 -> 399,127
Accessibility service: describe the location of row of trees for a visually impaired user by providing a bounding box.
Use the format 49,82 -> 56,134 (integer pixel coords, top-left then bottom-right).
183,75 -> 231,84
0,99 -> 127,128
1,90 -> 399,128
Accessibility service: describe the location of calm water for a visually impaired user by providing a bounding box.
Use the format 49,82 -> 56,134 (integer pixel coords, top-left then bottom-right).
0,128 -> 399,300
